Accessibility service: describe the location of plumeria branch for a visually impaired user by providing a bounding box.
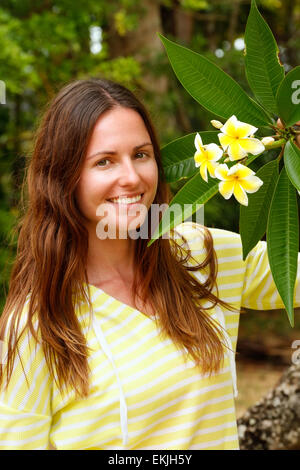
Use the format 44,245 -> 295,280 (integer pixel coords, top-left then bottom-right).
277,145 -> 285,162
194,115 -> 299,206
263,138 -> 285,150
193,115 -> 289,207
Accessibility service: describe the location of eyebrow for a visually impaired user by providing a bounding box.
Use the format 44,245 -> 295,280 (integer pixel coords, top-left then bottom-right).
87,142 -> 153,160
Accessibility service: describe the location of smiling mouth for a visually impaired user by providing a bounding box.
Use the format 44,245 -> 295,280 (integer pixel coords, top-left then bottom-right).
106,193 -> 144,204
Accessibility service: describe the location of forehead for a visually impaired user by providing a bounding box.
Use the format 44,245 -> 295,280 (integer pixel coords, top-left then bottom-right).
89,107 -> 151,145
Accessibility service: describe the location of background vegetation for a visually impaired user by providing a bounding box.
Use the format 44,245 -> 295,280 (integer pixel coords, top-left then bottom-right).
0,0 -> 299,371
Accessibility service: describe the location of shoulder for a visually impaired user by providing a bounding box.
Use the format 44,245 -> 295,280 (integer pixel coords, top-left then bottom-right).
171,222 -> 244,267
172,222 -> 241,247
1,298 -> 52,416
2,295 -> 39,345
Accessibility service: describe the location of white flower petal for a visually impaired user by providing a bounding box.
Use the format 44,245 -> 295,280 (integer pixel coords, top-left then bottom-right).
261,137 -> 275,145
218,132 -> 235,151
233,183 -> 248,206
214,163 -> 229,180
219,181 -> 234,199
242,175 -> 264,193
204,143 -> 223,161
207,161 -> 220,178
227,141 -> 248,161
194,132 -> 203,151
239,137 -> 265,155
235,121 -> 258,139
220,115 -> 238,137
200,162 -> 208,182
228,163 -> 254,177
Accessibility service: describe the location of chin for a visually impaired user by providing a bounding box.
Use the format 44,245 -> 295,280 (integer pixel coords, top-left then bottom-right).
95,217 -> 144,240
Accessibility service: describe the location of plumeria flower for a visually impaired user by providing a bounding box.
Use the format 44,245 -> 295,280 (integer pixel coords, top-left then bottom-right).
218,115 -> 265,161
261,136 -> 275,145
194,133 -> 223,182
214,163 -> 263,206
210,120 -> 223,129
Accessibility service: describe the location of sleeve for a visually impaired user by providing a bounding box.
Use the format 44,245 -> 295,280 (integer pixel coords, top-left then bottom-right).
0,305 -> 52,450
172,221 -> 300,311
241,240 -> 300,310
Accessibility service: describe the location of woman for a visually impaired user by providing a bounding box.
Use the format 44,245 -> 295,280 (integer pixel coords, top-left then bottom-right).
0,78 -> 299,450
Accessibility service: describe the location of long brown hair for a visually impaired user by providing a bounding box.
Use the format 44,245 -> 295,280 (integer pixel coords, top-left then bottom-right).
0,78 -> 235,399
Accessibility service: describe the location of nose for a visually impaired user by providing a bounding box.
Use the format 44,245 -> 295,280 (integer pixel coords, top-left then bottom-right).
118,157 -> 141,187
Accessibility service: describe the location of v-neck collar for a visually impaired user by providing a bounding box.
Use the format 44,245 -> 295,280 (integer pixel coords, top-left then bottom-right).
83,282 -> 156,321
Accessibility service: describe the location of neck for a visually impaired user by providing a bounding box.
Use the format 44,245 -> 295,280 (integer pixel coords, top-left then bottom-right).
85,225 -> 137,285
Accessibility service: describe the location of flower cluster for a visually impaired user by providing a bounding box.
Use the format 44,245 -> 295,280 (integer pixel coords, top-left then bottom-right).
194,115 -> 266,206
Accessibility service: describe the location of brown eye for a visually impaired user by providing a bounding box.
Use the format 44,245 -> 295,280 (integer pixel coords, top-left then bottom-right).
135,152 -> 147,159
96,159 -> 109,167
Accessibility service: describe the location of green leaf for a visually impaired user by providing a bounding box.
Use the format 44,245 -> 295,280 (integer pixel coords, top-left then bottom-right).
148,147 -> 267,247
284,140 -> 300,191
161,131 -> 219,183
240,159 -> 279,260
159,34 -> 271,127
244,0 -> 284,115
267,166 -> 299,327
276,66 -> 300,127
147,173 -> 219,247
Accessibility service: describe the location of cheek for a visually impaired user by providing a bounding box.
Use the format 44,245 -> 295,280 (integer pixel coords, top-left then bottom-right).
75,174 -> 99,211
147,161 -> 159,192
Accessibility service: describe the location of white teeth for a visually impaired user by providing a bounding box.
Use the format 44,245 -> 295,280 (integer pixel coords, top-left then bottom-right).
109,194 -> 142,204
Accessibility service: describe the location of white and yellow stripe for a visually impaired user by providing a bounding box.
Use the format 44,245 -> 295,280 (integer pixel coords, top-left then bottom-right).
0,222 -> 299,449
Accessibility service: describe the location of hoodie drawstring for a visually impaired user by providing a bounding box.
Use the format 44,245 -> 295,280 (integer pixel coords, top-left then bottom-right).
92,315 -> 129,446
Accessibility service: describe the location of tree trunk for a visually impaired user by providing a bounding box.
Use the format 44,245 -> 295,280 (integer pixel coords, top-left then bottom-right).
105,0 -> 168,95
105,0 -> 196,137
237,362 -> 300,450
227,0 -> 241,44
173,2 -> 194,44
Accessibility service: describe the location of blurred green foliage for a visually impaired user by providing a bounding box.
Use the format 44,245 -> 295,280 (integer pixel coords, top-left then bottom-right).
0,0 -> 299,313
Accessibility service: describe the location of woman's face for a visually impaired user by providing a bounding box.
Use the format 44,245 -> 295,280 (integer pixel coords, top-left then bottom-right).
75,106 -> 159,238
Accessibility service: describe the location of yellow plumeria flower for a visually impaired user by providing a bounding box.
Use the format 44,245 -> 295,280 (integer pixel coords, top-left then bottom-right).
218,115 -> 265,161
214,163 -> 263,206
194,132 -> 223,182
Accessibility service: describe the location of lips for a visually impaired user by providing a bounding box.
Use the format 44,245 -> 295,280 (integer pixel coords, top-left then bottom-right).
106,193 -> 144,203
